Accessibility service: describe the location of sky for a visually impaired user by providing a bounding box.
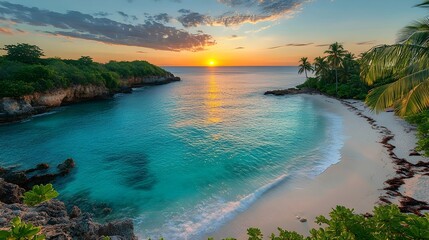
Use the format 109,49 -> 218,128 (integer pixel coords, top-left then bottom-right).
0,0 -> 425,66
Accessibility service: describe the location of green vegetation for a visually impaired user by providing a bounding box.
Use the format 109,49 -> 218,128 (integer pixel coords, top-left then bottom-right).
209,205 -> 429,240
297,43 -> 369,99
23,184 -> 59,207
0,217 -> 45,240
406,109 -> 429,156
0,43 -> 169,98
298,57 -> 313,79
360,1 -> 429,116
3,43 -> 44,64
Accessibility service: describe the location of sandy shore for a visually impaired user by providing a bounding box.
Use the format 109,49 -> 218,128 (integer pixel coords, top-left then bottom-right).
209,94 -> 428,239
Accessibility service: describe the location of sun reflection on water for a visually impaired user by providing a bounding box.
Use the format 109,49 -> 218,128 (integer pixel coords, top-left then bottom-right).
205,73 -> 223,124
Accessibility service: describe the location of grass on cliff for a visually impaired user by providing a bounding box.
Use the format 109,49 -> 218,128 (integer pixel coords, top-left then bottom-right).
0,44 -> 170,98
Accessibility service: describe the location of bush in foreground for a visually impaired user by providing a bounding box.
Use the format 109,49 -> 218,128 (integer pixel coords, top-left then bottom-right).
209,205 -> 429,240
0,217 -> 45,240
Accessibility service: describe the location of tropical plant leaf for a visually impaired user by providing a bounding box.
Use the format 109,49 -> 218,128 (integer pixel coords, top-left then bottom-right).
23,184 -> 59,206
397,80 -> 429,115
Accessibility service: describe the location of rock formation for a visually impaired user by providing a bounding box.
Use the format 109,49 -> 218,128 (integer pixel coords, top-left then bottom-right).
0,75 -> 181,123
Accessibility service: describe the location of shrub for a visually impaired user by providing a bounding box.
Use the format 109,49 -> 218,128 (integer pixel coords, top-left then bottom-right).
23,184 -> 59,207
209,205 -> 429,240
406,109 -> 429,156
0,217 -> 45,240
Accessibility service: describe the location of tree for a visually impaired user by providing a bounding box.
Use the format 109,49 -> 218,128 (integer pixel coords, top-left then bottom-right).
360,0 -> 429,116
3,43 -> 44,64
313,56 -> 330,79
78,56 -> 94,65
298,57 -> 313,79
325,42 -> 347,95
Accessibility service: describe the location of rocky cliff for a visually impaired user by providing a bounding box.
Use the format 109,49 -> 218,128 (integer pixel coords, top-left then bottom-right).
0,75 -> 180,123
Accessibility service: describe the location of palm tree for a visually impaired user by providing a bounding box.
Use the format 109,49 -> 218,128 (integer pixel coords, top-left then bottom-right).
360,1 -> 429,116
325,42 -> 347,95
313,56 -> 330,79
298,57 -> 313,79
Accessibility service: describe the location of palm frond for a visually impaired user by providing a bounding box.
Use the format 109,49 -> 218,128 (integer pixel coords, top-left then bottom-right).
365,68 -> 429,114
366,84 -> 394,113
416,0 -> 429,8
398,18 -> 429,45
360,44 -> 429,85
397,80 -> 429,115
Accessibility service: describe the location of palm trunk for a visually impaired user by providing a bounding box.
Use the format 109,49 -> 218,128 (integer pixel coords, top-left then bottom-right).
305,69 -> 308,79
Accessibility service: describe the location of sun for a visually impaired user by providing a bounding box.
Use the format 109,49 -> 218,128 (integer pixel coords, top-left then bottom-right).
208,59 -> 217,67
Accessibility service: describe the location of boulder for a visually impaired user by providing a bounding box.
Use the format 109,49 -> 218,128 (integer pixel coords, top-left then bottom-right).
98,219 -> 137,240
0,178 -> 25,204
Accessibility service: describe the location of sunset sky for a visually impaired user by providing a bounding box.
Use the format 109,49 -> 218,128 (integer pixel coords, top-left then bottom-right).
0,0 -> 424,66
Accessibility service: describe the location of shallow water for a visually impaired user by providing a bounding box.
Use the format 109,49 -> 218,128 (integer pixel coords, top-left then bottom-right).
0,67 -> 343,239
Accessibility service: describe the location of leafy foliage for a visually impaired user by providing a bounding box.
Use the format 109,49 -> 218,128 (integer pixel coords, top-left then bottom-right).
208,205 -> 429,240
360,0 -> 429,116
23,184 -> 59,207
0,43 -> 170,98
406,109 -> 429,156
298,57 -> 313,79
3,43 -> 44,64
0,217 -> 45,240
297,44 -> 369,99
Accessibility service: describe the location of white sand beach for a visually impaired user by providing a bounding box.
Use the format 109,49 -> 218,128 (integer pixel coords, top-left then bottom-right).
210,94 -> 428,239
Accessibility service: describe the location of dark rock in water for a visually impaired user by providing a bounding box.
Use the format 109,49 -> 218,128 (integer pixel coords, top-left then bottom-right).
99,219 -> 137,240
105,153 -> 157,191
57,158 -> 75,175
264,88 -> 320,96
0,158 -> 75,190
69,206 -> 82,219
118,86 -> 133,94
25,163 -> 50,174
102,207 -> 113,215
0,178 -> 25,204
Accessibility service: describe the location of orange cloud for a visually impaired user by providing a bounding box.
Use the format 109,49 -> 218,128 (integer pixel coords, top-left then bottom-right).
0,27 -> 13,35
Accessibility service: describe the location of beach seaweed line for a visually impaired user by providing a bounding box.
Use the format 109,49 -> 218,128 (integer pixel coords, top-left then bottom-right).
340,100 -> 429,216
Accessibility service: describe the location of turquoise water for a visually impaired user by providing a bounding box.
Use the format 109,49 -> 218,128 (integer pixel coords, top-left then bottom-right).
0,67 -> 343,239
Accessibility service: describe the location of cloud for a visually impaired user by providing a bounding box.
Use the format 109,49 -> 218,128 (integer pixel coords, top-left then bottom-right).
0,1 -> 216,51
117,11 -> 138,21
268,42 -> 313,49
0,26 -> 12,34
176,0 -> 307,28
356,40 -> 376,45
235,46 -> 245,49
93,11 -> 110,17
315,44 -> 331,47
245,24 -> 272,34
152,13 -> 172,23
177,9 -> 210,27
136,51 -> 147,53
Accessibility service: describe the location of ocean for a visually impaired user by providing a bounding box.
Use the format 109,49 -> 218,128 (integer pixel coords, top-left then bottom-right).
0,67 -> 344,239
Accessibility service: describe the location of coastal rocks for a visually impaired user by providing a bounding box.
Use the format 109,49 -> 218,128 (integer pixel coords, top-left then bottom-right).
98,219 -> 137,240
264,88 -> 320,96
0,158 -> 75,190
0,178 -> 25,204
0,75 -> 181,123
121,75 -> 181,87
0,180 -> 138,240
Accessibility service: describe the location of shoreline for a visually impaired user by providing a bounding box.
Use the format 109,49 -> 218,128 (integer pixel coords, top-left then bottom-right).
209,94 -> 429,239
